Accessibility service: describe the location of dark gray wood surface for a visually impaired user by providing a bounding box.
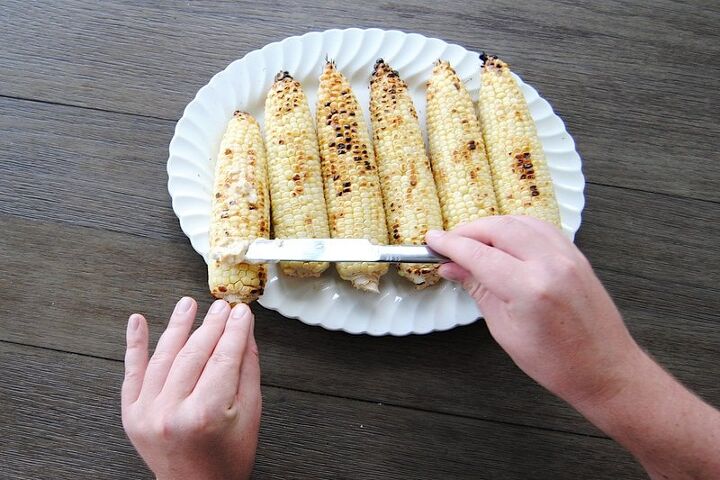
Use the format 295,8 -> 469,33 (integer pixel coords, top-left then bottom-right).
1,0 -> 718,478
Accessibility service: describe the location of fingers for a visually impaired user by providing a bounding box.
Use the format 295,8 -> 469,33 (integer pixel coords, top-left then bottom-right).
437,262 -> 472,284
238,318 -> 261,399
193,304 -> 254,407
508,216 -> 574,253
448,216 -> 563,260
122,313 -> 149,408
140,297 -> 197,399
161,299 -> 232,399
426,230 -> 521,299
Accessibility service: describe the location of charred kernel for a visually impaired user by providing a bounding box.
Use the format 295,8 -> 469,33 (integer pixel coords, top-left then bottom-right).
531,191 -> 539,196
317,62 -> 388,286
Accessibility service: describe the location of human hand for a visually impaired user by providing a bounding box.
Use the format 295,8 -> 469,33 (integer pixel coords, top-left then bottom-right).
121,297 -> 261,480
425,216 -> 641,406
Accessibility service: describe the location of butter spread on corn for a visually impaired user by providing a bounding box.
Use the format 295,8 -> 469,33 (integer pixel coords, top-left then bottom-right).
209,241 -> 251,264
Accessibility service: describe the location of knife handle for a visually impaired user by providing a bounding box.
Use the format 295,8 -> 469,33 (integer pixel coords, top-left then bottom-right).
377,245 -> 449,263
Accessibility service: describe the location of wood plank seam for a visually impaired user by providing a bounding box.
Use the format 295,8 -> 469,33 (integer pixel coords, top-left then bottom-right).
0,337 -> 611,442
2,93 -> 718,206
3,210 -> 716,296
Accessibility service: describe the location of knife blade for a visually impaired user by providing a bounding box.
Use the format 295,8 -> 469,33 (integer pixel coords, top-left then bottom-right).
242,238 -> 449,264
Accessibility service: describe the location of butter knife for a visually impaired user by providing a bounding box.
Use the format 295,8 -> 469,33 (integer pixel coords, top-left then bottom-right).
241,238 -> 448,264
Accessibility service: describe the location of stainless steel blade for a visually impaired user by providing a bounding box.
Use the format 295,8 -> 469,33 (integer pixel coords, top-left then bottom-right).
243,238 -> 448,264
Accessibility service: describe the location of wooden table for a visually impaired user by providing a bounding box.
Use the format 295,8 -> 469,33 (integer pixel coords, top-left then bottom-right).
1,1 -> 718,478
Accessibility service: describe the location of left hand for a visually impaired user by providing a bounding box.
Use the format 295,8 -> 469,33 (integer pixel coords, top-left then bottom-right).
121,297 -> 261,480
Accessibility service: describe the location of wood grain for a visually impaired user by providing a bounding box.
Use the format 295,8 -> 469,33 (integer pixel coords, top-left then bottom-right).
1,214 -> 718,438
0,341 -> 647,479
1,96 -> 717,294
1,0 -> 719,201
2,1 -> 719,477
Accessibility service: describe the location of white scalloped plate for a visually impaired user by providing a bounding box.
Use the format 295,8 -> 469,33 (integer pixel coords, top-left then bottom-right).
167,28 -> 585,336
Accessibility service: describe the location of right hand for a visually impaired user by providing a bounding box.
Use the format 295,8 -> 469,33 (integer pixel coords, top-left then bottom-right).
426,216 -> 642,406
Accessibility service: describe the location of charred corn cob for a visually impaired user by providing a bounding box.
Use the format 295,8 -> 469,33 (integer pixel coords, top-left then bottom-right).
370,59 -> 443,288
316,61 -> 389,292
264,71 -> 330,277
208,111 -> 270,304
478,54 -> 560,226
426,60 -> 498,230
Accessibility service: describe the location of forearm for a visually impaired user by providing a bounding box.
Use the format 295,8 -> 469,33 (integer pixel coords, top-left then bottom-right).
571,349 -> 720,479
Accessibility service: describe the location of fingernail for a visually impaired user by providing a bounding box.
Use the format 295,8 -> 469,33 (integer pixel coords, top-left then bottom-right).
426,230 -> 444,241
209,299 -> 227,313
128,314 -> 141,330
174,296 -> 193,314
439,266 -> 462,282
231,304 -> 248,319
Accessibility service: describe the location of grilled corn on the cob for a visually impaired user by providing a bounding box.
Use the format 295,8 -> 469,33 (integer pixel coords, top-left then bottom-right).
477,54 -> 560,226
208,111 -> 270,304
426,60 -> 498,230
316,61 -> 389,292
264,71 -> 330,277
370,59 -> 443,288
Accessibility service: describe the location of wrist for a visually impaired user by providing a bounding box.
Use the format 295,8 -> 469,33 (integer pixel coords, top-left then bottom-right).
557,338 -> 649,413
566,345 -> 661,430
